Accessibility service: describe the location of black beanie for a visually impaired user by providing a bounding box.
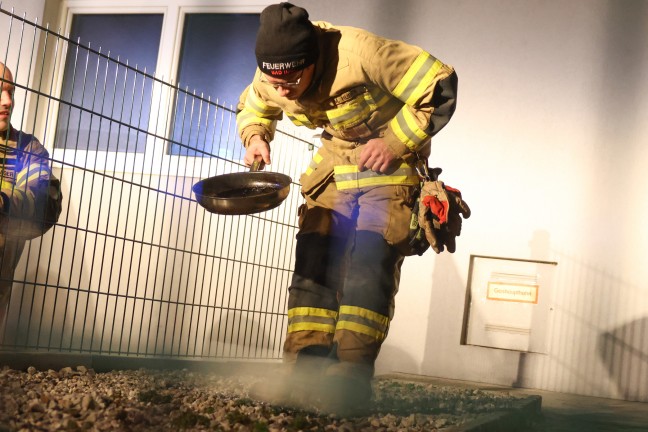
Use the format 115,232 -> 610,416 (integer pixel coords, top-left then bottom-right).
255,2 -> 318,76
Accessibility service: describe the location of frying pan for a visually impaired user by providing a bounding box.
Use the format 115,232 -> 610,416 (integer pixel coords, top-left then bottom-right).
192,161 -> 292,215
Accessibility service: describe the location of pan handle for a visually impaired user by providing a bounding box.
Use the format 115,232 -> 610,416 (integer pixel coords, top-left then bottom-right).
251,159 -> 263,172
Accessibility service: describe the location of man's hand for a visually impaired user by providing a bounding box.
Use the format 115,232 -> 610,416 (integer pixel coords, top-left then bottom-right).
358,138 -> 399,174
244,135 -> 271,169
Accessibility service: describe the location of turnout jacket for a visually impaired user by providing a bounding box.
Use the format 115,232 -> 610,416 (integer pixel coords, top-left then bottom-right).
0,126 -> 62,242
237,21 -> 458,191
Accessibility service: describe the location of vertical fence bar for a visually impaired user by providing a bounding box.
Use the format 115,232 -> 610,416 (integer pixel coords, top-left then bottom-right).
0,5 -> 317,363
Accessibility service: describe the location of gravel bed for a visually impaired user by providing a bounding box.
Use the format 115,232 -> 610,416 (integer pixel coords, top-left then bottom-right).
0,365 -> 526,431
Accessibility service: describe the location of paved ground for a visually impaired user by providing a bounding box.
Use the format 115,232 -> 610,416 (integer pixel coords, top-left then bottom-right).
384,373 -> 648,432
513,386 -> 648,432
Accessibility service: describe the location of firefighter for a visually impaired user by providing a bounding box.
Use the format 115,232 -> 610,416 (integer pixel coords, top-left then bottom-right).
0,62 -> 63,341
236,2 -> 467,415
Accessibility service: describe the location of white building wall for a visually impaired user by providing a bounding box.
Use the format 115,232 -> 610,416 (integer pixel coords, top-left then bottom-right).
299,0 -> 648,402
12,0 -> 648,402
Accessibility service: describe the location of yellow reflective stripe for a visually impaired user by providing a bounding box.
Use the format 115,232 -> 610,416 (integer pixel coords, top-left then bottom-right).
237,88 -> 281,133
336,175 -> 418,189
339,305 -> 389,327
336,321 -> 385,341
288,322 -> 336,334
336,305 -> 389,341
326,87 -> 392,130
286,112 -> 316,128
392,52 -> 429,97
334,164 -> 415,180
371,89 -> 394,109
246,89 -> 282,117
405,58 -> 443,105
237,109 -> 275,126
402,108 -> 430,141
286,112 -> 306,126
327,92 -> 377,130
333,164 -> 357,175
392,53 -> 443,105
304,152 -> 324,176
16,163 -> 49,187
287,307 -> 337,334
333,163 -> 419,189
390,108 -> 430,151
236,110 -> 275,130
333,163 -> 414,175
288,307 -> 337,319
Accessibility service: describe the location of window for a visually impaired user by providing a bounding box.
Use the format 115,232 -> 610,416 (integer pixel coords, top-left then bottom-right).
55,14 -> 163,153
170,13 -> 259,157
53,6 -> 262,163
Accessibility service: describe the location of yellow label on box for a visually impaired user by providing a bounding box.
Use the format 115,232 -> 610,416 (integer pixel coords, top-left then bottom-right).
487,282 -> 539,304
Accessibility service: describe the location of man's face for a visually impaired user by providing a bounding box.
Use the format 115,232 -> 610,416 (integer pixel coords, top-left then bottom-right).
0,64 -> 14,133
260,65 -> 313,100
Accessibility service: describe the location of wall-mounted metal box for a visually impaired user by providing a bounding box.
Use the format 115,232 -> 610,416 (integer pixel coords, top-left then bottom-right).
461,255 -> 558,353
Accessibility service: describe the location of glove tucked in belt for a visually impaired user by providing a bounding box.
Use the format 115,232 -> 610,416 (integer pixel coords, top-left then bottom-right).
418,179 -> 471,253
407,162 -> 471,255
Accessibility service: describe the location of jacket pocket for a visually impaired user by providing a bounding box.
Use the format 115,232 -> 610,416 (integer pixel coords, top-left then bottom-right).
299,147 -> 334,198
325,86 -> 377,140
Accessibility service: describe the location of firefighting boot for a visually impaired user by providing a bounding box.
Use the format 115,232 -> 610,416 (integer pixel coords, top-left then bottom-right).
248,345 -> 333,408
247,364 -> 294,406
318,361 -> 374,417
290,345 -> 335,404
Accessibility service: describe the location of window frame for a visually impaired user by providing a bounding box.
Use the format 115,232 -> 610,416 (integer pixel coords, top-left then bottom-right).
48,0 -> 276,178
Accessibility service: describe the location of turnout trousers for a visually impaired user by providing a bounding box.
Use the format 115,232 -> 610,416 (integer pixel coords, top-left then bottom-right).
0,236 -> 25,340
284,177 -> 416,380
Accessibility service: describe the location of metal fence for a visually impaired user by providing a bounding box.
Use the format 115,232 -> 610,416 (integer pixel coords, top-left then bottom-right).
0,7 -> 314,361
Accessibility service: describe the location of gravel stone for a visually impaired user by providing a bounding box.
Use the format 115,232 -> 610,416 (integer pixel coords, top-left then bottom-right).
0,365 -> 529,431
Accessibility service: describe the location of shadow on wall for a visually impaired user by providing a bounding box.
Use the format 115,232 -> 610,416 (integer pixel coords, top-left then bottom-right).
598,317 -> 648,402
513,229 -> 553,388
421,252 -> 486,380
375,343 -> 418,376
5,180 -> 101,353
595,0 -> 646,148
5,228 -> 85,351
